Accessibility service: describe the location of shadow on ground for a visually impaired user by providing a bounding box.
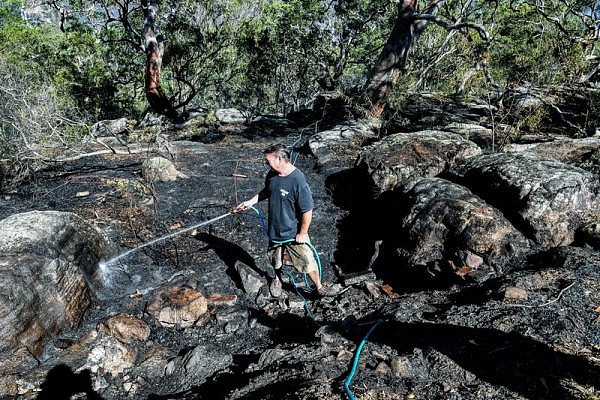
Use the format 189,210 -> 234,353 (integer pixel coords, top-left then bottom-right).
367,320 -> 599,400
325,167 -> 458,292
36,364 -> 103,400
193,232 -> 268,290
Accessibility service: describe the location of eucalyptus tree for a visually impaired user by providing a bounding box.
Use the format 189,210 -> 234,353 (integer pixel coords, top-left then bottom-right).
361,0 -> 494,116
45,0 -> 181,118
360,0 -> 600,117
141,0 -> 176,118
37,0 -> 253,118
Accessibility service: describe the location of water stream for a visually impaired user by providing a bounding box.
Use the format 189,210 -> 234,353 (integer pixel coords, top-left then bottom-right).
100,211 -> 233,269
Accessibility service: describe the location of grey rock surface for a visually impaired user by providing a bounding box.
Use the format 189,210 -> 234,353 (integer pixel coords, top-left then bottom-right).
450,152 -> 600,248
0,211 -> 115,358
357,130 -> 482,192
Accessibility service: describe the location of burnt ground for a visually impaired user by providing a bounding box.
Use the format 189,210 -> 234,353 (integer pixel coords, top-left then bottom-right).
2,123 -> 600,400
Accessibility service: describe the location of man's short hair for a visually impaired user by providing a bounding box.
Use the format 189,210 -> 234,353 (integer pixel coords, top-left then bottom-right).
264,143 -> 290,161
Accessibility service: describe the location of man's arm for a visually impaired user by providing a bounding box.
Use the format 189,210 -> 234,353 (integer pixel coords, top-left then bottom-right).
295,209 -> 312,243
234,193 -> 259,212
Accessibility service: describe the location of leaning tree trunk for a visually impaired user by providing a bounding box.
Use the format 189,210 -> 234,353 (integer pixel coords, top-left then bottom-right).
362,0 -> 442,117
142,0 -> 177,119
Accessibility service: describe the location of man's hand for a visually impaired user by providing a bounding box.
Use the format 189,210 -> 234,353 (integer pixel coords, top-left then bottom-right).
295,232 -> 309,244
233,198 -> 256,213
233,202 -> 248,213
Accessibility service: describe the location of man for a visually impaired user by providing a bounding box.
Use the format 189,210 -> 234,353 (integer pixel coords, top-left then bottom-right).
234,143 -> 324,297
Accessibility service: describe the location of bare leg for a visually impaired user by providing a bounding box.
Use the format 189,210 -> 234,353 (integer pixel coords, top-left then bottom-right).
269,269 -> 283,297
307,270 -> 322,290
274,268 -> 283,283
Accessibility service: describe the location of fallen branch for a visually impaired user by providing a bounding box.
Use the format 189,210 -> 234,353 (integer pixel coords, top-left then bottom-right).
507,281 -> 576,308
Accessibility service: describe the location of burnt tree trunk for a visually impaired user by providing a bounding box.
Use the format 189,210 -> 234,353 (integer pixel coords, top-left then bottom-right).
142,0 -> 177,119
362,0 -> 443,117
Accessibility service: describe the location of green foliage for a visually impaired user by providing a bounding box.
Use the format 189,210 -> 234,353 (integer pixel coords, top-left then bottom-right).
2,0 -> 600,125
59,28 -> 131,119
0,0 -> 21,23
491,3 -> 563,85
0,4 -> 133,121
232,0 -> 394,115
161,0 -> 247,109
485,1 -> 597,87
390,0 -> 599,102
235,0 -> 332,114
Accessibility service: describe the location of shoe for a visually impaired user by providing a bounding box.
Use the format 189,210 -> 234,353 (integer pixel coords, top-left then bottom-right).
316,283 -> 336,298
269,278 -> 283,298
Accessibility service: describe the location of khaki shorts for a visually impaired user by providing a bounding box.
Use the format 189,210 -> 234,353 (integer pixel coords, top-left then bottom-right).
268,242 -> 318,274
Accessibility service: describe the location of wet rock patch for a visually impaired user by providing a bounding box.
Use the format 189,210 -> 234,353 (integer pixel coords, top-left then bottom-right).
0,211 -> 115,358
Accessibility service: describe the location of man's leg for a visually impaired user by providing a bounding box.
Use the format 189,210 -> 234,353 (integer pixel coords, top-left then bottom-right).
270,269 -> 283,297
286,243 -> 325,293
307,270 -> 322,291
268,244 -> 284,297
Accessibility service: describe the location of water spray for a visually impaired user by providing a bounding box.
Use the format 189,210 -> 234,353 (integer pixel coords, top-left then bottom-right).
100,211 -> 234,268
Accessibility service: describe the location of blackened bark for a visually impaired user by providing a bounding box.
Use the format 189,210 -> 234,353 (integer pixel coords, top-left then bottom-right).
362,0 -> 442,117
142,0 -> 177,119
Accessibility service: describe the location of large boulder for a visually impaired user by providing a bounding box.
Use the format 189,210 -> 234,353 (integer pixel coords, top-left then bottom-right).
0,211 -> 115,358
450,152 -> 600,248
308,119 -> 380,171
392,177 -> 530,280
357,131 -> 482,192
141,156 -> 189,182
503,135 -> 600,166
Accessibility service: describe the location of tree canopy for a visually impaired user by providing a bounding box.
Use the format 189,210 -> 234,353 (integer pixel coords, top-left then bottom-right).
1,0 -> 600,185
4,0 -> 600,116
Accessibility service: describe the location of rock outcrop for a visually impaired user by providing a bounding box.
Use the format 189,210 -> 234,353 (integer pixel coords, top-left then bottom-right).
356,131 -> 482,192
450,152 -> 600,248
0,211 -> 115,358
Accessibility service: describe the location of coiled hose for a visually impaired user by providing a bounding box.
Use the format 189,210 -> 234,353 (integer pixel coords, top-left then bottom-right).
248,205 -> 322,320
248,206 -> 382,399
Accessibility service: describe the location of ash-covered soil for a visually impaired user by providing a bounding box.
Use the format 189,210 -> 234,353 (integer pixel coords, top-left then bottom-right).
1,124 -> 599,400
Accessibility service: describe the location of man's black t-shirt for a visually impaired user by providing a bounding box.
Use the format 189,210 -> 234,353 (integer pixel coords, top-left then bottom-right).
259,168 -> 314,241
